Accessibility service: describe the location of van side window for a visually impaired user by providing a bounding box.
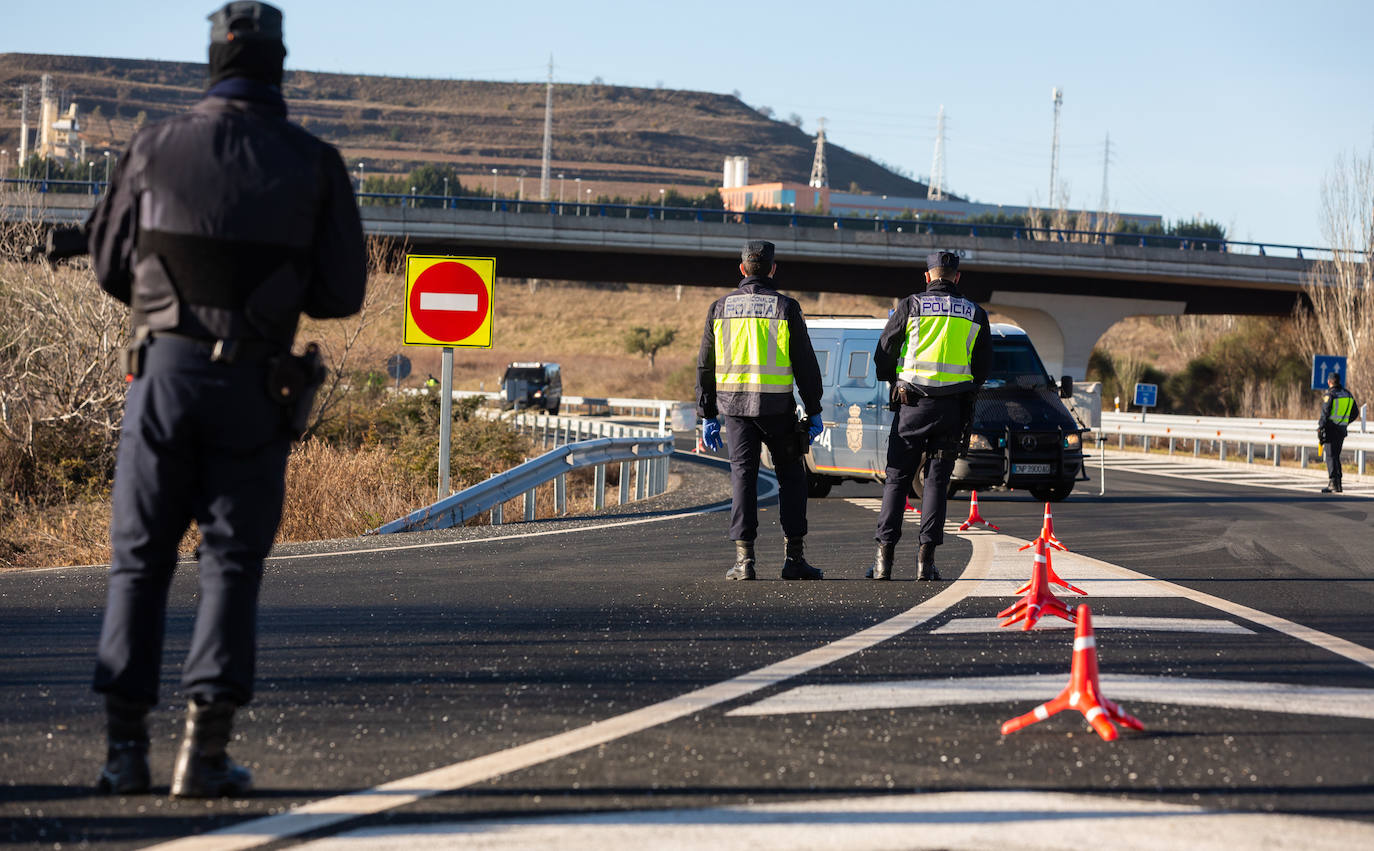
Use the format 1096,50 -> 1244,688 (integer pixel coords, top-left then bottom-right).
813,350 -> 832,383
843,350 -> 874,388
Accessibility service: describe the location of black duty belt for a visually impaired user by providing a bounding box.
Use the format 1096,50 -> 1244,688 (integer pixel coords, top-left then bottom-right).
148,331 -> 282,365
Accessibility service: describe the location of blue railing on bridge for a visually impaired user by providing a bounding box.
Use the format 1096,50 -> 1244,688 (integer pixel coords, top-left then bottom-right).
0,178 -> 1340,261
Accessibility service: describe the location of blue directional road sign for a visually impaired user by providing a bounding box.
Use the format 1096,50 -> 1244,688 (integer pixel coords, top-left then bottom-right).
1133,382 -> 1158,408
1311,355 -> 1347,390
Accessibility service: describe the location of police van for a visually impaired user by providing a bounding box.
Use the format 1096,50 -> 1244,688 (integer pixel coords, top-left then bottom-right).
803,317 -> 1085,500
501,362 -> 563,413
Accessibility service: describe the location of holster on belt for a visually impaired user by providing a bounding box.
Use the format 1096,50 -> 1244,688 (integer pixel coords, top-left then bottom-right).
890,382 -> 923,410
119,326 -> 152,382
265,342 -> 326,440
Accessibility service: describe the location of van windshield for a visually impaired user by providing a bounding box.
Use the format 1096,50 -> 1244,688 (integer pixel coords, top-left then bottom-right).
984,339 -> 1052,390
503,367 -> 546,382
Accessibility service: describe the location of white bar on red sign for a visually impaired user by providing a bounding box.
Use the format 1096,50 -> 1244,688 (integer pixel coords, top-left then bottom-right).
420,292 -> 479,312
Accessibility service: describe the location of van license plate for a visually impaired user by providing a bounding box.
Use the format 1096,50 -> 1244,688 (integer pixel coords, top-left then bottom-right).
1012,463 -> 1052,475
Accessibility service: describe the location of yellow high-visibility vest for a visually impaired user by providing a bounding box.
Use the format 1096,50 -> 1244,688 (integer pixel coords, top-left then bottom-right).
714,293 -> 793,396
897,294 -> 980,390
1330,393 -> 1355,426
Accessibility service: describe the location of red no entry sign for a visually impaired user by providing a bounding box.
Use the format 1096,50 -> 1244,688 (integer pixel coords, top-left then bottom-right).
403,255 -> 495,347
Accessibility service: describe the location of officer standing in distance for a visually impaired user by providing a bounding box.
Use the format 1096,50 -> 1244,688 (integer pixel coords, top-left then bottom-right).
869,251 -> 990,580
85,2 -> 366,797
697,241 -> 826,580
1318,369 -> 1357,493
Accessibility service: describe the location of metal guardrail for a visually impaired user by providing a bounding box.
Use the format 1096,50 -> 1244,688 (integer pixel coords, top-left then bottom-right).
370,412 -> 672,534
1098,410 -> 1371,475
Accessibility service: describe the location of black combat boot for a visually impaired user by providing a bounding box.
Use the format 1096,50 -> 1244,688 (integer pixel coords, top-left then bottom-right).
866,542 -> 894,580
725,540 -> 756,581
916,542 -> 941,581
96,694 -> 152,794
780,538 -> 823,580
170,698 -> 253,798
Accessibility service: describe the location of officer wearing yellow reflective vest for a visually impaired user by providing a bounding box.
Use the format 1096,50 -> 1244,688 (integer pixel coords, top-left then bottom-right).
1318,369 -> 1357,493
869,251 -> 991,580
697,241 -> 825,580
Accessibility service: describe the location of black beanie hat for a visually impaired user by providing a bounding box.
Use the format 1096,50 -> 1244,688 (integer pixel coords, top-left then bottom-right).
207,2 -> 287,88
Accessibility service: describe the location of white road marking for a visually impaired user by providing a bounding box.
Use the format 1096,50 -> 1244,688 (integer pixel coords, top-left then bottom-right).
970,538 -> 1179,597
142,534 -> 995,851
930,616 -> 1253,634
292,790 -> 1374,851
418,292 -> 478,312
728,674 -> 1374,721
1097,451 -> 1373,498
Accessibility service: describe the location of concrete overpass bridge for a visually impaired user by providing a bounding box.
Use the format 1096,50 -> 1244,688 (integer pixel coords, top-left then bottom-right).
361,200 -> 1319,382
5,187 -> 1321,382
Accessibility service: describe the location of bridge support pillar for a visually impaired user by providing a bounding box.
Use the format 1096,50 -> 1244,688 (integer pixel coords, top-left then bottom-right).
985,293 -> 1186,382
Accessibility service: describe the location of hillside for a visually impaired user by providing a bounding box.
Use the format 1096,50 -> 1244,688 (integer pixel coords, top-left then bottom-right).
0,53 -> 934,199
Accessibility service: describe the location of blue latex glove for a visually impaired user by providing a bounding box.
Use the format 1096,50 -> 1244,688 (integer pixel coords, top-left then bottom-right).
807,413 -> 824,444
703,418 -> 723,451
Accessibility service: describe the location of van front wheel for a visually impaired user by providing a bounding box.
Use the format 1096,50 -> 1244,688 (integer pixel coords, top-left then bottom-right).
1029,483 -> 1074,502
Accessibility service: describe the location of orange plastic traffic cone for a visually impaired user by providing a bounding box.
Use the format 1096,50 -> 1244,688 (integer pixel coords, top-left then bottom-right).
998,538 -> 1076,630
957,490 -> 999,531
1000,604 -> 1145,741
695,435 -> 704,454
1015,541 -> 1086,596
1019,502 -> 1065,552
905,497 -> 920,513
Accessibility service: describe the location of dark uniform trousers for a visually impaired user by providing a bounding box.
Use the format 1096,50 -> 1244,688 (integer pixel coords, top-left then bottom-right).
723,413 -> 807,542
1325,430 -> 1346,488
875,395 -> 964,547
94,336 -> 291,708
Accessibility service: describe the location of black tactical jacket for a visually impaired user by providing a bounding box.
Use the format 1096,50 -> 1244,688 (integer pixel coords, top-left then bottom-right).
87,85 -> 366,347
696,278 -> 824,420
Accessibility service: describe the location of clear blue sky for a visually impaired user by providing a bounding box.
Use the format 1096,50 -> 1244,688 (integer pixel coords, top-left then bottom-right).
5,0 -> 1371,247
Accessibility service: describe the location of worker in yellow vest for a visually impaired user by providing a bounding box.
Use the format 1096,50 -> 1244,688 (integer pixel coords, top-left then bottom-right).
870,251 -> 991,580
696,241 -> 825,580
1319,369 -> 1357,493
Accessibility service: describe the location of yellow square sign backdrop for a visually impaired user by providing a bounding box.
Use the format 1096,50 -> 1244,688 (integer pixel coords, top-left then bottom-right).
403,255 -> 496,347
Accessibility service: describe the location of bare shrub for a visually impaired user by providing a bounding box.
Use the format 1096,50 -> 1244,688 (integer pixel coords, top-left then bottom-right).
0,234 -> 129,513
1297,143 -> 1373,405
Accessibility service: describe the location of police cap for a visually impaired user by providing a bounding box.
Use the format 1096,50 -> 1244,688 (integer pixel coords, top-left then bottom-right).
209,1 -> 284,44
742,240 -> 775,268
926,251 -> 960,272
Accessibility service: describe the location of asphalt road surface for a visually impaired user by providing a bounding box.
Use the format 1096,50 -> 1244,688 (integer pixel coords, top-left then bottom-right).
2,448 -> 1372,850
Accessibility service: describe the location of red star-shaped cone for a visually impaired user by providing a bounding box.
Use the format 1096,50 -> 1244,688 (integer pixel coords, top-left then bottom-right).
1000,604 -> 1146,741
1018,502 -> 1066,552
998,538 -> 1077,630
957,490 -> 1000,531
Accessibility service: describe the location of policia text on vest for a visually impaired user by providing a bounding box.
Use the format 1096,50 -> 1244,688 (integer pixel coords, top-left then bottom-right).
697,241 -> 825,581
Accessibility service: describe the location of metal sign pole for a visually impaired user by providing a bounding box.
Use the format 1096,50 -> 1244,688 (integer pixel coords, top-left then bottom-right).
438,346 -> 454,499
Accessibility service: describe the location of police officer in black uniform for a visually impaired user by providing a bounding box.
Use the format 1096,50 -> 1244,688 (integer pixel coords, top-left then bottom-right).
86,2 -> 366,797
869,252 -> 990,580
1318,370 -> 1357,493
697,241 -> 825,580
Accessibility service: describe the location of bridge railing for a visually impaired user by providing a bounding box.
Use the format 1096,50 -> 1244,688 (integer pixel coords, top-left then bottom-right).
2,181 -> 1351,260
371,413 -> 672,533
349,190 -> 1348,261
